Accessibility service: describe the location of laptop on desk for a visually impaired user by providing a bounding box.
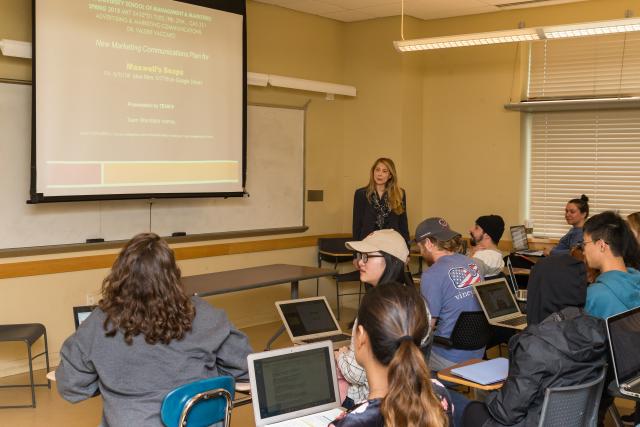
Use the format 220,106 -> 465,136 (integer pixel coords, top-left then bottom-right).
248,341 -> 343,426
510,225 -> 544,257
473,278 -> 528,330
275,297 -> 351,349
606,306 -> 640,399
73,305 -> 96,330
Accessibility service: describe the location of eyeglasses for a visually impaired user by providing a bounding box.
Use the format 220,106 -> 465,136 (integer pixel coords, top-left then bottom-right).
576,239 -> 607,250
356,252 -> 384,264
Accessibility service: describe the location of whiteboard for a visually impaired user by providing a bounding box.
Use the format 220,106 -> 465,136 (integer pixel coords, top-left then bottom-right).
0,82 -> 305,250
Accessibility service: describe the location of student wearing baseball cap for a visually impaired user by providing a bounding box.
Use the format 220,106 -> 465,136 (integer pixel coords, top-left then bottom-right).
414,217 -> 485,371
336,229 -> 413,408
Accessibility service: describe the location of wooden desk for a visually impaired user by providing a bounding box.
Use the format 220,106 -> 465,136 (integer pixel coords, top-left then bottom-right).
437,358 -> 504,391
183,264 -> 337,349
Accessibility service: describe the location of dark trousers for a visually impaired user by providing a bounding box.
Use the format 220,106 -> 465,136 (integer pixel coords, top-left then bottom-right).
462,401 -> 492,427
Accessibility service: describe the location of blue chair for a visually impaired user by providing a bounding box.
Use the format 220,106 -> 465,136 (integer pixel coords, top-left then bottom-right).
161,376 -> 235,427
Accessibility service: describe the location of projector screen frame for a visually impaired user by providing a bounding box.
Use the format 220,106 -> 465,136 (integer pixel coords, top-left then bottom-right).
29,0 -> 247,204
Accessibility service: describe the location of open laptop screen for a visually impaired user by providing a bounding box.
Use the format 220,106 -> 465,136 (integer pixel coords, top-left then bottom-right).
253,346 -> 336,419
475,281 -> 519,319
609,307 -> 640,384
279,299 -> 338,337
510,225 -> 529,252
73,305 -> 96,330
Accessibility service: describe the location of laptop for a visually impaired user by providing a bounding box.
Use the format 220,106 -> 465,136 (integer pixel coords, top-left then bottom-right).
510,225 -> 544,257
505,257 -> 527,302
606,306 -> 640,399
275,297 -> 351,349
473,278 -> 528,330
73,305 -> 96,330
248,341 -> 343,426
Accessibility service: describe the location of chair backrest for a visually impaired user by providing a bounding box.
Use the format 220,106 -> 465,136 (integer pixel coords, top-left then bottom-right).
161,376 -> 235,427
537,367 -> 607,427
449,311 -> 492,350
318,237 -> 354,263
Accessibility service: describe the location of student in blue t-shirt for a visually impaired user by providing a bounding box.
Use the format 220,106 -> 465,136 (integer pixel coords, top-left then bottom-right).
414,217 -> 484,371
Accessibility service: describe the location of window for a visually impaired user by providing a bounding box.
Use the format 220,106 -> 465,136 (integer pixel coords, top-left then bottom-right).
525,34 -> 640,237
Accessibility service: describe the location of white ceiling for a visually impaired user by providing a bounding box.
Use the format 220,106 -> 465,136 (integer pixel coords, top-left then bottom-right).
253,0 -> 588,22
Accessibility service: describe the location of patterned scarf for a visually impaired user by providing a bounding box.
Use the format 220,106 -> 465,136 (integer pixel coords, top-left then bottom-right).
371,191 -> 391,230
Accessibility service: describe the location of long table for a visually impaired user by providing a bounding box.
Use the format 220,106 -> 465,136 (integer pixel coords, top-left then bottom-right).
182,264 -> 337,349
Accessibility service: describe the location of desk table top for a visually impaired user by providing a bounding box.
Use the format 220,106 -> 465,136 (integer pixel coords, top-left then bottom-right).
437,358 -> 505,391
182,264 -> 336,297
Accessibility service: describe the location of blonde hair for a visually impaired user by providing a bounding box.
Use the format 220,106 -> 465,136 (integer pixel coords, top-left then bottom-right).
365,158 -> 405,215
627,212 -> 640,240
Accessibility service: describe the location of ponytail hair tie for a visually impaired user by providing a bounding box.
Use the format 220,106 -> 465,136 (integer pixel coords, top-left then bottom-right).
397,335 -> 414,346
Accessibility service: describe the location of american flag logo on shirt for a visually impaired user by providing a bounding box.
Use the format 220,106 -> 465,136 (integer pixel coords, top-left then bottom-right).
448,264 -> 481,289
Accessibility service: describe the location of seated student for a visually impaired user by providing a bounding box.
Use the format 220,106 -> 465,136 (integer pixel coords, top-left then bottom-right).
548,195 -> 589,256
336,229 -> 412,408
415,217 -> 484,371
582,211 -> 640,319
468,214 -> 505,277
462,307 -> 608,427
330,282 -> 452,427
581,211 -> 640,426
56,233 -> 252,427
526,252 -> 588,325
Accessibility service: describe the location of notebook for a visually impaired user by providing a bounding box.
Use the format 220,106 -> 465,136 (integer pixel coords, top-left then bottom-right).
473,278 -> 528,330
510,225 -> 544,257
451,357 -> 509,385
248,341 -> 343,426
275,297 -> 351,349
73,305 -> 96,330
606,306 -> 640,399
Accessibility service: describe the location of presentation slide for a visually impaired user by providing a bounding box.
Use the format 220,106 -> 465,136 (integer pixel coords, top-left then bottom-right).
34,0 -> 245,200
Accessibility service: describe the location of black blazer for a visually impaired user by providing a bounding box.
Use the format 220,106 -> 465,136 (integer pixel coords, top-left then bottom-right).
352,187 -> 409,242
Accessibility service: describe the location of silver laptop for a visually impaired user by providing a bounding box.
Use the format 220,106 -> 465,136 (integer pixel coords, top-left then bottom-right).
248,341 -> 343,426
473,278 -> 528,330
510,225 -> 544,257
606,306 -> 640,399
505,257 -> 527,302
275,297 -> 351,349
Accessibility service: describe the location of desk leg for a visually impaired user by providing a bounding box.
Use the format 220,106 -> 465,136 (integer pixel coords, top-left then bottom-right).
265,280 -> 300,350
265,325 -> 286,351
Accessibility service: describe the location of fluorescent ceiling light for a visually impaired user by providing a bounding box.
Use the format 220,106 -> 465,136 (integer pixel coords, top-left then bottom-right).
394,28 -> 541,52
544,17 -> 640,39
395,17 -> 640,52
0,39 -> 32,59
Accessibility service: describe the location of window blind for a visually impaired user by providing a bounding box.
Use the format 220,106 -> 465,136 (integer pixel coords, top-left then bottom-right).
529,110 -> 640,237
528,33 -> 640,100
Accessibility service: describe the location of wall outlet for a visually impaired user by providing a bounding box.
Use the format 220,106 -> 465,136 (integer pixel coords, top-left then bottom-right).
86,294 -> 95,305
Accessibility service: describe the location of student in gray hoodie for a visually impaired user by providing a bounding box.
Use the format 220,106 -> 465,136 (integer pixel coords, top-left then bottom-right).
582,211 -> 640,319
56,233 -> 252,427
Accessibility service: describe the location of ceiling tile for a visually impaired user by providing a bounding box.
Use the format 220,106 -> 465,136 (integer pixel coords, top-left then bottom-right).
322,0 -> 398,10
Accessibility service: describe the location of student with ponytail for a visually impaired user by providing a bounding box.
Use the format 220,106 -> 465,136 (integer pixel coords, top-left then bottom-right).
330,282 -> 452,427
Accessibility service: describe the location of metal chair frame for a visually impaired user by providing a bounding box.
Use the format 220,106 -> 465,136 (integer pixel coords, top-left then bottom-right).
0,324 -> 51,409
178,388 -> 233,427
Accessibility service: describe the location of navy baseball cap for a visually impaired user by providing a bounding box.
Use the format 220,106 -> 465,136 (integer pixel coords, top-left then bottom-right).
413,217 -> 461,243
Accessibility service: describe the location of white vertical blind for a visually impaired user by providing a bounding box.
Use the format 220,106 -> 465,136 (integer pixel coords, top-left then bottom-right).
529,110 -> 640,236
528,33 -> 640,99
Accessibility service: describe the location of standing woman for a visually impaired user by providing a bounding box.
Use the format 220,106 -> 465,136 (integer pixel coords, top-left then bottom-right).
549,194 -> 589,255
330,282 -> 452,427
353,158 -> 409,243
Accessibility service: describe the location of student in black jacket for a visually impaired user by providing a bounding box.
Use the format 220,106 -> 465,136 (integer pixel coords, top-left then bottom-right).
352,157 -> 409,243
462,307 -> 607,427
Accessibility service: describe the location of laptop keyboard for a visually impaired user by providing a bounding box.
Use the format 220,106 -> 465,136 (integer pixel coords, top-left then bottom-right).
501,316 -> 527,326
305,334 -> 351,343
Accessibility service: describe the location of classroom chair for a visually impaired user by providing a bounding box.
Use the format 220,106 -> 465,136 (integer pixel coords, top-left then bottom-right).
537,367 -> 607,427
0,323 -> 50,408
433,311 -> 492,351
161,376 -> 234,427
